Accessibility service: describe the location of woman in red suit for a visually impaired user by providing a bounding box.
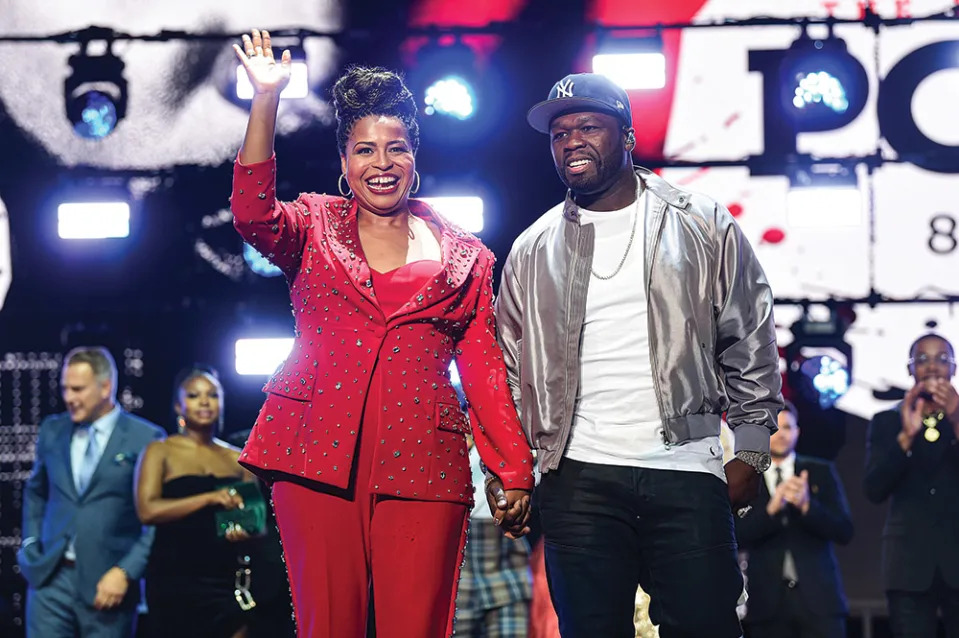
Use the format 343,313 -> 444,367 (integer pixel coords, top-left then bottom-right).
230,30 -> 534,638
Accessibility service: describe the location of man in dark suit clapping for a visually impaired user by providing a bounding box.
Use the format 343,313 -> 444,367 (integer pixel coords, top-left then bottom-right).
17,347 -> 165,638
736,400 -> 854,638
865,332 -> 959,638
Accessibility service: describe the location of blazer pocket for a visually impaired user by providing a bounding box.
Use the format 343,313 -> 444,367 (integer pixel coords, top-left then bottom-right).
436,402 -> 470,435
261,351 -> 316,401
260,392 -> 313,424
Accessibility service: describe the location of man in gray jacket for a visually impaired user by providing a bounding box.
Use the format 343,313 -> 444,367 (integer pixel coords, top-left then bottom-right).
18,346 -> 165,637
486,73 -> 782,637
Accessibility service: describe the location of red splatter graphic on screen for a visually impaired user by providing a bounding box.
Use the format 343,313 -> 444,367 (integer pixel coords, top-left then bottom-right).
762,228 -> 786,244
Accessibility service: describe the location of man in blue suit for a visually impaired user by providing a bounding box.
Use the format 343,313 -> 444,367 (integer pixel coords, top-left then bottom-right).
18,346 -> 165,637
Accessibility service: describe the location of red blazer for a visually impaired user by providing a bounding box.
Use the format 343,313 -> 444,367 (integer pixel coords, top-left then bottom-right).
231,156 -> 534,504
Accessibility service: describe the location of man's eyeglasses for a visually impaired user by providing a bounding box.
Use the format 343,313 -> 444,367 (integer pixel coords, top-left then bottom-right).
909,353 -> 956,366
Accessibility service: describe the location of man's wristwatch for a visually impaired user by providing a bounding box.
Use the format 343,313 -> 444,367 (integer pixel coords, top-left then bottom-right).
735,450 -> 771,473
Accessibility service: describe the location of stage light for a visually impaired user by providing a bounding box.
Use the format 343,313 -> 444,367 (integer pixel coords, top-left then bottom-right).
409,40 -> 486,128
58,202 -> 130,239
65,39 -> 128,139
786,166 -> 862,228
792,71 -> 848,113
424,76 -> 475,120
242,243 -> 283,278
785,307 -> 855,409
592,35 -> 665,90
592,53 -> 666,90
779,33 -> 868,132
420,196 -> 484,233
801,353 -> 850,409
235,61 -> 309,100
234,338 -> 293,376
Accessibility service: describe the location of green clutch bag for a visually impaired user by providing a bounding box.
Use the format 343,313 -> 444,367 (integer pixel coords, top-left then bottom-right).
214,481 -> 268,538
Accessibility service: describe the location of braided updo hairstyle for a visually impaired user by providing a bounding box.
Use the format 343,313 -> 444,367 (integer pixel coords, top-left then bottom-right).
332,65 -> 420,156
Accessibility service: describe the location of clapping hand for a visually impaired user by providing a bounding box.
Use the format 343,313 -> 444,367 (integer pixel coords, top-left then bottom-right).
898,384 -> 926,450
782,470 -> 811,514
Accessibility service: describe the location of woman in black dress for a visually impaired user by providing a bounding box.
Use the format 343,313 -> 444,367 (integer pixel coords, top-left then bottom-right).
135,367 -> 260,638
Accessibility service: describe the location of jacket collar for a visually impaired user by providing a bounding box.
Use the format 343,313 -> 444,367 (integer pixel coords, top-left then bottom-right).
561,166 -> 691,223
322,197 -> 481,317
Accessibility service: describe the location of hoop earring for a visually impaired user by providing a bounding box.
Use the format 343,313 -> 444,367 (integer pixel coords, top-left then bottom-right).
338,174 -> 352,197
410,171 -> 421,195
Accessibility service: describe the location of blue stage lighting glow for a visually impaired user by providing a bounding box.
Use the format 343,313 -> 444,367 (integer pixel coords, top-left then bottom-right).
74,91 -> 119,139
243,242 -> 283,278
424,76 -> 475,120
802,354 -> 850,409
792,71 -> 849,113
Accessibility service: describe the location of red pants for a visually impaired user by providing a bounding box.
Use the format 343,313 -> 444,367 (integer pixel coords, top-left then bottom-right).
271,371 -> 469,637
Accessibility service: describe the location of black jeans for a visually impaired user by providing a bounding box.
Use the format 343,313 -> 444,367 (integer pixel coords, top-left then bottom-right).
537,459 -> 744,638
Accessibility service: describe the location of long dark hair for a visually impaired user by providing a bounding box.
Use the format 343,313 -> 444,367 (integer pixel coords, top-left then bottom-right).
332,65 -> 419,156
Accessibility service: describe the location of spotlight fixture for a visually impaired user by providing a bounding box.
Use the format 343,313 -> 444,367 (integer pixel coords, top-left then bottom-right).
234,338 -> 294,376
64,34 -> 128,139
419,196 -> 485,233
58,201 -> 130,239
411,40 -> 480,121
778,31 -> 867,132
785,306 -> 855,409
592,34 -> 666,90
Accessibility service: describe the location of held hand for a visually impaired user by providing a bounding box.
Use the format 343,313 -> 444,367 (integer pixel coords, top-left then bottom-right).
484,476 -> 531,539
232,29 -> 292,96
725,458 -> 761,510
93,567 -> 129,610
208,487 -> 245,511
499,489 -> 532,539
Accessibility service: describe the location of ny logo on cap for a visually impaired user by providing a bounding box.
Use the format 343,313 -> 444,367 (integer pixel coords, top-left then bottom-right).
556,78 -> 574,98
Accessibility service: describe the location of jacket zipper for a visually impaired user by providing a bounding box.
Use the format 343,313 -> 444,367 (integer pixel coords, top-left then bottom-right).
645,201 -> 671,446
554,223 -> 582,470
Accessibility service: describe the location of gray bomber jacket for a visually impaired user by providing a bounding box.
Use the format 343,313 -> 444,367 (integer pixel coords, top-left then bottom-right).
495,167 -> 783,473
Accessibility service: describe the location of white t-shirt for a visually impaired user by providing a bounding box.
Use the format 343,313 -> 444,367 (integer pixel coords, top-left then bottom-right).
564,193 -> 725,481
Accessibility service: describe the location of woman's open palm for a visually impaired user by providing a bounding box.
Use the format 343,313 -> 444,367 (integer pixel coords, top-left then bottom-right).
233,29 -> 291,96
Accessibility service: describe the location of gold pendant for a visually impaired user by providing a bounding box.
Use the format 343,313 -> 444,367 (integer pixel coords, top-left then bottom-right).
923,412 -> 942,428
925,426 -> 941,442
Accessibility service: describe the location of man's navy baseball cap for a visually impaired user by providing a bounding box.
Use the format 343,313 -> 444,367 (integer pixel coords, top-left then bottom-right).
527,73 -> 632,134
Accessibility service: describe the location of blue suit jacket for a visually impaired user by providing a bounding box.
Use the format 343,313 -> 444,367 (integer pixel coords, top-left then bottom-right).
17,410 -> 165,605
